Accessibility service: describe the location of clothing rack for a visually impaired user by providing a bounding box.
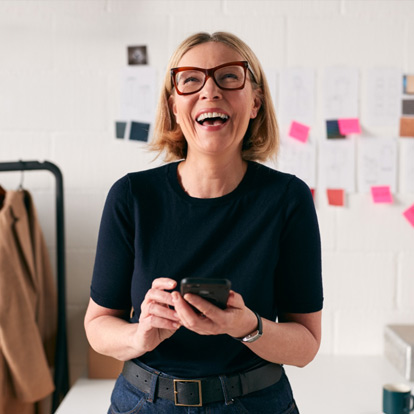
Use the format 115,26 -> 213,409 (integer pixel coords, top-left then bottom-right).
0,160 -> 69,412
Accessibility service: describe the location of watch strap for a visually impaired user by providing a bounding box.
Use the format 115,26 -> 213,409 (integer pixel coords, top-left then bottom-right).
233,311 -> 263,343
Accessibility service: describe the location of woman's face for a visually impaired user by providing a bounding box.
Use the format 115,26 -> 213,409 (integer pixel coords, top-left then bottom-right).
170,42 -> 261,161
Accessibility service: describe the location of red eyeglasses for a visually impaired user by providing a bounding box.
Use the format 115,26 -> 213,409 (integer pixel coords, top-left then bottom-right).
171,61 -> 255,96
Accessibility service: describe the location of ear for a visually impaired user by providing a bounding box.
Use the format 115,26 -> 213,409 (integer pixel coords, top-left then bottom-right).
250,90 -> 262,119
169,95 -> 179,124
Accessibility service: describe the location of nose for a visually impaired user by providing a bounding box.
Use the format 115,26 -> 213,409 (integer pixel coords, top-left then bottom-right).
200,76 -> 222,100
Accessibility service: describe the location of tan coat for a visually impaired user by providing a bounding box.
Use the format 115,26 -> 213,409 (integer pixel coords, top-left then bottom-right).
0,190 -> 57,414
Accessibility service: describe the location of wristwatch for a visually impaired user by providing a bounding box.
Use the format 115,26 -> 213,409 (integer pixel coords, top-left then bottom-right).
233,311 -> 263,343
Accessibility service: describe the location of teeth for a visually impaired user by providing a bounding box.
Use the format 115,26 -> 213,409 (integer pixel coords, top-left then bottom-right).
196,112 -> 229,122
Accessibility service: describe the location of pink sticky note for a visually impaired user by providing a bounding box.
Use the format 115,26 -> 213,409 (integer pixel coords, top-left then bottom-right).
327,189 -> 345,206
338,118 -> 361,135
310,188 -> 315,200
403,204 -> 414,228
289,121 -> 310,143
371,186 -> 393,204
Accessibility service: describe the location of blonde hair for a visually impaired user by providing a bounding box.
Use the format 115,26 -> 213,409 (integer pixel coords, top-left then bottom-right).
151,32 -> 279,162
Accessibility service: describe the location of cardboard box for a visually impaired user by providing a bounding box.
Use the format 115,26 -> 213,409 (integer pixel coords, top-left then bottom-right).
384,325 -> 414,381
88,345 -> 123,379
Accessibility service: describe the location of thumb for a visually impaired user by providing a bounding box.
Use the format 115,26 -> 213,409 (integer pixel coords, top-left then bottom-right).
226,290 -> 244,309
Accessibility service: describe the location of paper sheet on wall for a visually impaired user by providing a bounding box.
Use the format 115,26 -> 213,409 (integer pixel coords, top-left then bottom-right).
120,66 -> 157,125
318,139 -> 355,192
278,68 -> 315,127
276,135 -> 316,188
400,139 -> 414,193
357,138 -> 398,193
364,68 -> 402,128
323,67 -> 359,119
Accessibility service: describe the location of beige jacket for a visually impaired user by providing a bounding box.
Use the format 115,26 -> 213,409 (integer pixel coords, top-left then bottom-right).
0,190 -> 57,414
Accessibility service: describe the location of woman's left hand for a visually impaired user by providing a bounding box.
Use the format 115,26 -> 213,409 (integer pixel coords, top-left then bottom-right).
172,290 -> 258,339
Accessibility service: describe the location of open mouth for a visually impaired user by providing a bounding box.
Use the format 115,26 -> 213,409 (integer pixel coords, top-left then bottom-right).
196,112 -> 229,127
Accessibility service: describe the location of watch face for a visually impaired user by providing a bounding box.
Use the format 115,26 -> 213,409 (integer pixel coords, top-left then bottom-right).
243,331 -> 262,343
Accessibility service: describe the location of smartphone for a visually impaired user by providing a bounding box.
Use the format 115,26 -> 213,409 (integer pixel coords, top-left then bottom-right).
180,278 -> 231,311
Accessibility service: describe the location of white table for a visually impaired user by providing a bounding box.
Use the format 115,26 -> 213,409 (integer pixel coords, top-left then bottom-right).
55,378 -> 115,413
285,355 -> 412,414
55,355 -> 412,413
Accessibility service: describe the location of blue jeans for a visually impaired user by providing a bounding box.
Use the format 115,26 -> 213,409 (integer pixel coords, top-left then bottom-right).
108,362 -> 299,414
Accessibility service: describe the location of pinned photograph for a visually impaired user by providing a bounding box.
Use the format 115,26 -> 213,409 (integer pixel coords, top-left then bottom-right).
400,117 -> 414,137
402,99 -> 414,116
403,75 -> 414,95
115,121 -> 127,139
128,46 -> 148,65
129,121 -> 150,142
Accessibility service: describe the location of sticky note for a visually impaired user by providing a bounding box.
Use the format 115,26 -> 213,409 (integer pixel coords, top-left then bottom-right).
400,117 -> 414,137
326,120 -> 346,139
338,118 -> 361,135
289,121 -> 310,143
310,188 -> 315,200
327,189 -> 345,206
371,186 -> 393,204
403,204 -> 414,228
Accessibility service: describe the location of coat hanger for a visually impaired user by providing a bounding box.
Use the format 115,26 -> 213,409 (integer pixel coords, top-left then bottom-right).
18,160 -> 25,191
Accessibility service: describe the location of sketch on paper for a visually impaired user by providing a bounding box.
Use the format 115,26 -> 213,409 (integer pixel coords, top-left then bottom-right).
318,139 -> 355,192
277,137 -> 316,188
121,66 -> 157,122
357,138 -> 397,193
324,67 -> 359,120
118,66 -> 157,141
278,68 -> 315,127
364,68 -> 402,127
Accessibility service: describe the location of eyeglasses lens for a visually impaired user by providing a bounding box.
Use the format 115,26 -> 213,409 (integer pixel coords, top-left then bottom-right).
175,65 -> 246,95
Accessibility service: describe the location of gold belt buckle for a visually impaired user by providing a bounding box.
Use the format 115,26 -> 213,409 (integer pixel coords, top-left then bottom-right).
173,379 -> 202,407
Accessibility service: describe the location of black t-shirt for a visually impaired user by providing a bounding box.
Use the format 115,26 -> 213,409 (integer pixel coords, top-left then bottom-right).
90,161 -> 323,377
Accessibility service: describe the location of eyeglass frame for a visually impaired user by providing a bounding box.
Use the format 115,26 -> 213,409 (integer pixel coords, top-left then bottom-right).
170,61 -> 257,96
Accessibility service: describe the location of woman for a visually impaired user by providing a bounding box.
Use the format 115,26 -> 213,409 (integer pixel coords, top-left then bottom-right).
85,31 -> 323,413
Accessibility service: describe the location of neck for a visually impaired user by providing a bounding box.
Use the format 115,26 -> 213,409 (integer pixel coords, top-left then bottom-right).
177,154 -> 247,199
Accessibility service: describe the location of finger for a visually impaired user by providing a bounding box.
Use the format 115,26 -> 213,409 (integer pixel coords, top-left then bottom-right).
144,288 -> 175,307
151,278 -> 177,290
226,290 -> 244,309
140,314 -> 181,331
172,292 -> 202,324
173,292 -> 223,334
183,293 -> 222,319
171,291 -> 194,314
144,301 -> 180,321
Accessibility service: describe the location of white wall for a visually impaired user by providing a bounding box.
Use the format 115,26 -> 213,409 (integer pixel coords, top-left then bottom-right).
1,0 -> 413,384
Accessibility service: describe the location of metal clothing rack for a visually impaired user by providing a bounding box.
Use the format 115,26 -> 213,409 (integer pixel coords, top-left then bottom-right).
0,160 -> 69,412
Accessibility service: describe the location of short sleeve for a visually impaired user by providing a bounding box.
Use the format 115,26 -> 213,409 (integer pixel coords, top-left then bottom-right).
275,177 -> 323,314
90,176 -> 135,310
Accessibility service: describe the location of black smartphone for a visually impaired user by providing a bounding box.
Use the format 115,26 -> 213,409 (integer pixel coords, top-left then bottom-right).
180,278 -> 231,311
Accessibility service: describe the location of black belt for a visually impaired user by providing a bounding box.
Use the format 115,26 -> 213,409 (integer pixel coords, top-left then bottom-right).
122,360 -> 283,407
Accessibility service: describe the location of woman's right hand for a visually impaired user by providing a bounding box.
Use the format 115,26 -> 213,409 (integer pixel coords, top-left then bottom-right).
84,278 -> 181,361
135,278 -> 182,354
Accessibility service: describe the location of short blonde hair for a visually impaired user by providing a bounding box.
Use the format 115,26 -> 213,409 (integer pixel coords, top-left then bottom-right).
151,32 -> 279,162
